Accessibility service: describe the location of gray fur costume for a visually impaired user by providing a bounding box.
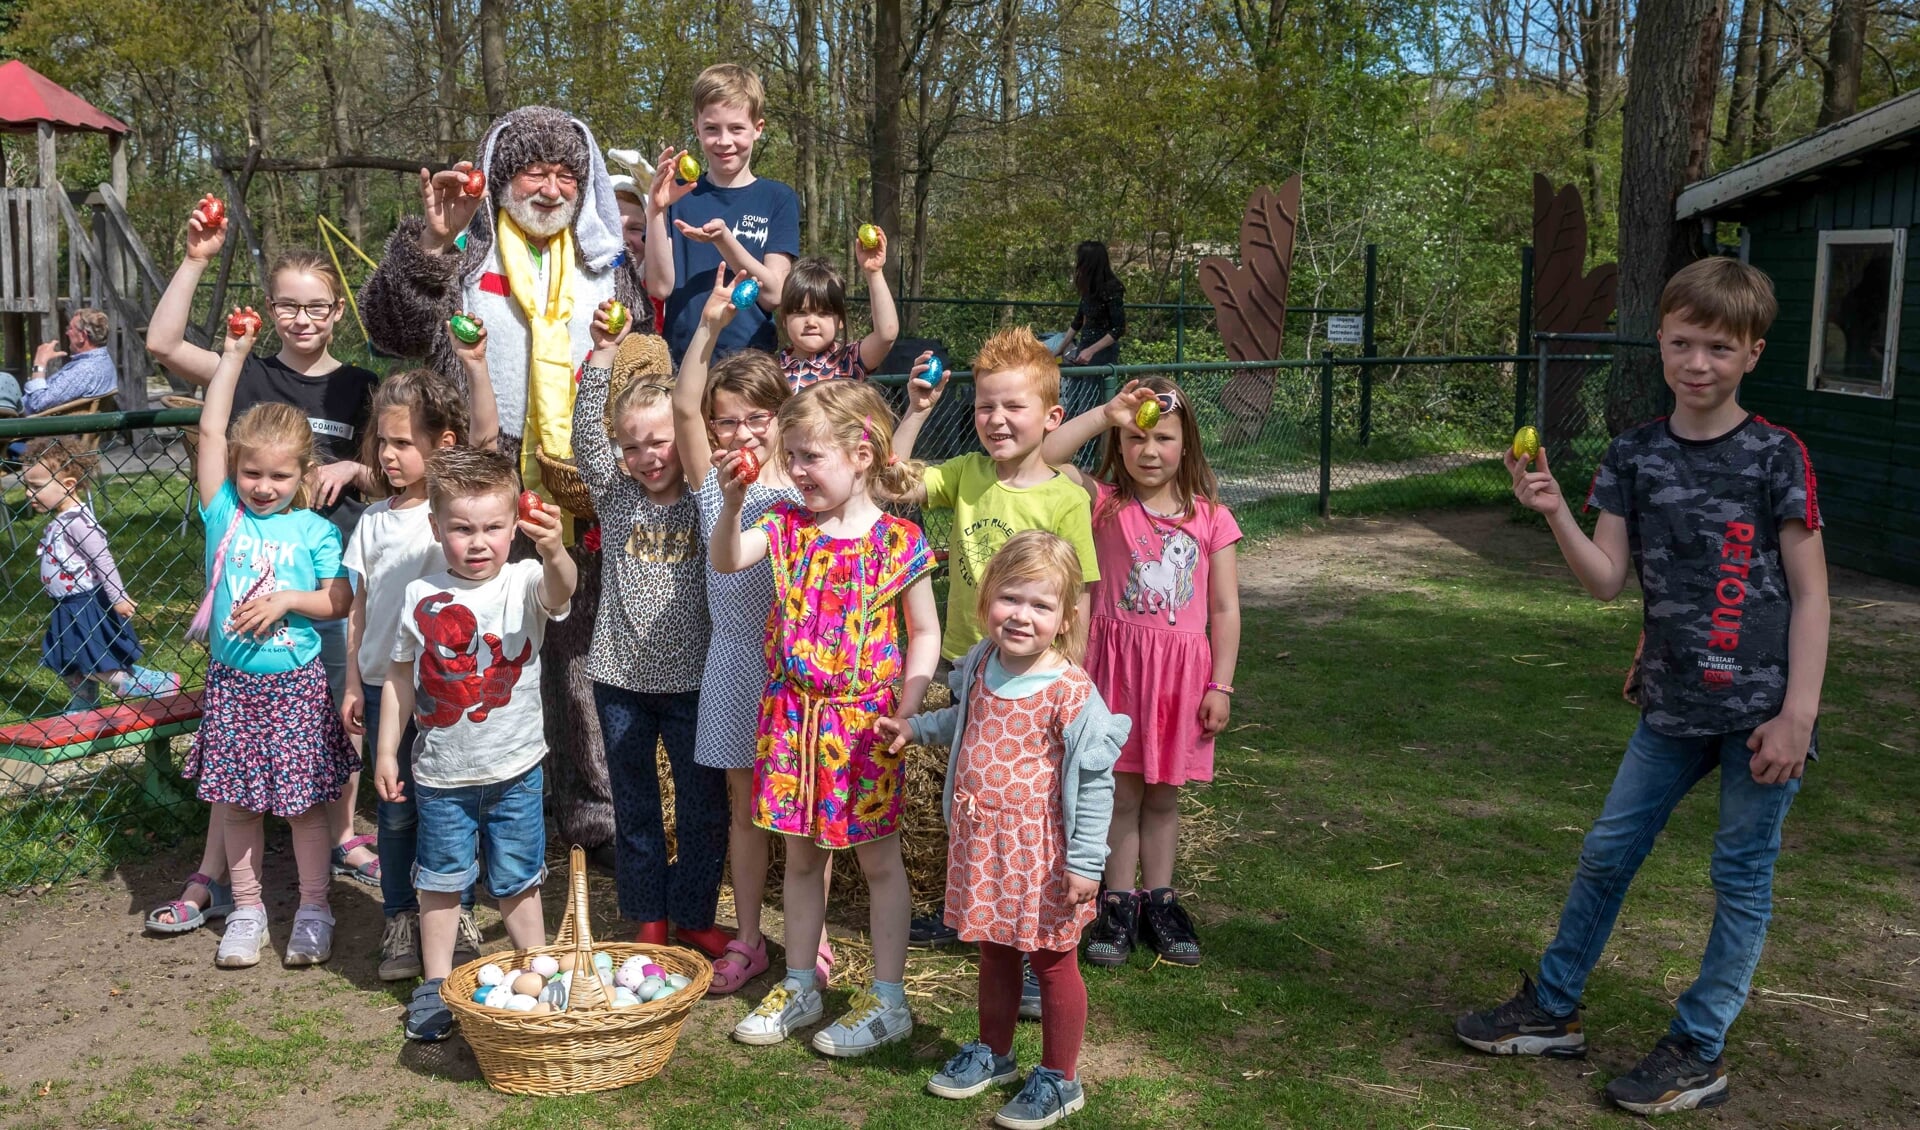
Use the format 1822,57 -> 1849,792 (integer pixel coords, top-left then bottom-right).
361,105 -> 646,851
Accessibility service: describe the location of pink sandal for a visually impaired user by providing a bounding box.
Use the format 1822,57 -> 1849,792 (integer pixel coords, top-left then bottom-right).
708,937 -> 769,996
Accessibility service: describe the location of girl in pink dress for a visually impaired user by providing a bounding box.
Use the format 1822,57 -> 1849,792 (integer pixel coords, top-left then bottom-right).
890,530 -> 1128,1129
1039,376 -> 1242,968
708,379 -> 942,1057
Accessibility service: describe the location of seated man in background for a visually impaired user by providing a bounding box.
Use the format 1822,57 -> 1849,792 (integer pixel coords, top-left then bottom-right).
25,308 -> 118,414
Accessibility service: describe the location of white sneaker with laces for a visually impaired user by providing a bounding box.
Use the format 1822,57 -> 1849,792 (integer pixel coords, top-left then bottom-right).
378,910 -> 423,981
812,988 -> 913,1057
732,982 -> 824,1046
454,908 -> 484,965
216,906 -> 268,968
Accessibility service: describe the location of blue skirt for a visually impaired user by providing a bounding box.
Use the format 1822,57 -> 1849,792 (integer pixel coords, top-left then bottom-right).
42,588 -> 143,678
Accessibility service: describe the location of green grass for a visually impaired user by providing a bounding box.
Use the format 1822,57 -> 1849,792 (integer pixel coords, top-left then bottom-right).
8,508 -> 1915,1127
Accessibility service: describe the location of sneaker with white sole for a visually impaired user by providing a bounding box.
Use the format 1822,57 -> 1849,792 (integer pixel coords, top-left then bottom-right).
1603,1034 -> 1730,1115
378,910 -> 423,982
928,1040 -> 1020,1099
732,982 -> 824,1046
216,906 -> 268,968
1453,973 -> 1586,1058
284,905 -> 334,967
454,907 -> 484,967
994,1066 -> 1086,1129
811,988 -> 913,1057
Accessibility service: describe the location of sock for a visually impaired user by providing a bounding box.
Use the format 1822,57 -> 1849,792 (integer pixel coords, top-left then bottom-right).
872,979 -> 906,1009
783,967 -> 816,993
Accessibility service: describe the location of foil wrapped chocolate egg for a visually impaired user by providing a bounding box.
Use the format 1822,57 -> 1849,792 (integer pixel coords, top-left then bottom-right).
731,277 -> 760,310
449,313 -> 482,345
604,301 -> 629,336
1511,425 -> 1540,461
857,223 -> 882,251
677,152 -> 701,183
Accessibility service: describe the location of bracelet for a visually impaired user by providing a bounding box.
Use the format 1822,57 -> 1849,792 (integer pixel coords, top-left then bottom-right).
1206,681 -> 1234,696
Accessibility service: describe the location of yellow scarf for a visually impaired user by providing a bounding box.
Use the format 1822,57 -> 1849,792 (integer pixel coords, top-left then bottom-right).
496,212 -> 579,500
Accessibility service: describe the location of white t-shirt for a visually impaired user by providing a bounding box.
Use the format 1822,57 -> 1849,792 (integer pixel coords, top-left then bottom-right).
392,559 -> 569,788
343,498 -> 445,687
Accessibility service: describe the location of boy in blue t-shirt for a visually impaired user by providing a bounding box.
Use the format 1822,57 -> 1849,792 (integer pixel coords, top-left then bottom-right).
1454,257 -> 1828,1116
644,62 -> 799,362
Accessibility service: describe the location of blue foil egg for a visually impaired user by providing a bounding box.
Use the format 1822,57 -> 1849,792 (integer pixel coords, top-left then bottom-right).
731,278 -> 761,310
925,355 -> 944,384
472,986 -> 492,1004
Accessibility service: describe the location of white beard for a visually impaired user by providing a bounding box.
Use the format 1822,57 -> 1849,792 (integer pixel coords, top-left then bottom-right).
505,191 -> 580,240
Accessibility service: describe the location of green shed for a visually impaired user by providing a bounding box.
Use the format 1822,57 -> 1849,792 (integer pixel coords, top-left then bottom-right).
1677,89 -> 1919,583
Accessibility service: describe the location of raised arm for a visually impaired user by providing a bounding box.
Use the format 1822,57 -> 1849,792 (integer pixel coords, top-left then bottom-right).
644,147 -> 696,302
892,352 -> 945,466
705,453 -> 772,574
145,201 -> 226,386
855,228 -> 899,373
449,315 -> 500,450
673,268 -> 739,475
1040,380 -> 1152,495
360,216 -> 465,359
1511,447 -> 1632,600
573,302 -> 630,494
197,318 -> 257,506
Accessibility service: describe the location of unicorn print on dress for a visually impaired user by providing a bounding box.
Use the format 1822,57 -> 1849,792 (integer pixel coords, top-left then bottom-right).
1120,528 -> 1200,625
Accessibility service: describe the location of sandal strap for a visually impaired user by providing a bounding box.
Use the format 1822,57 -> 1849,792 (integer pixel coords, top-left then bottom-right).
335,834 -> 377,855
151,899 -> 199,924
716,937 -> 765,969
186,871 -> 219,888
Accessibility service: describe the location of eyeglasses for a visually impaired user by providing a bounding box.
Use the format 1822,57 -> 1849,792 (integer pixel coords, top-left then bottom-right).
710,412 -> 775,435
516,166 -> 580,190
270,301 -> 339,321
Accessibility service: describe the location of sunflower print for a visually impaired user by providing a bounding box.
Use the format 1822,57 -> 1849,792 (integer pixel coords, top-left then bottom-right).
749,501 -> 933,848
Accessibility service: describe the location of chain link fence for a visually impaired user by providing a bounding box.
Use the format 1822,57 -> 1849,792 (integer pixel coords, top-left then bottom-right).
0,407 -> 207,890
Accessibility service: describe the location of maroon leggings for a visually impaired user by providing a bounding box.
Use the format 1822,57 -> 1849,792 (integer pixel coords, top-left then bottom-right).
979,941 -> 1086,1078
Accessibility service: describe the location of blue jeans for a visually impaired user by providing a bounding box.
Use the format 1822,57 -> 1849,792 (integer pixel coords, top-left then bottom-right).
364,681 -> 473,918
413,764 -> 547,899
595,683 -> 727,927
1535,721 -> 1802,1059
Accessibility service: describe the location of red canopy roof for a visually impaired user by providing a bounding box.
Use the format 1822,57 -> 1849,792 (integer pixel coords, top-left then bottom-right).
0,61 -> 127,135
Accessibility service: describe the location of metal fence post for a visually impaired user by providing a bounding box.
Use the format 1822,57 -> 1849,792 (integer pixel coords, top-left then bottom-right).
1318,350 -> 1334,519
1175,262 -> 1187,364
1359,243 -> 1377,445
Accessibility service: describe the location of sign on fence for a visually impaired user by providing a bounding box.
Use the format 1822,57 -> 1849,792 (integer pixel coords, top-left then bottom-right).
1326,315 -> 1365,345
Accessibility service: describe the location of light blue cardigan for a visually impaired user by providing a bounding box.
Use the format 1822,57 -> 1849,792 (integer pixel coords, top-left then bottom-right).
908,641 -> 1130,882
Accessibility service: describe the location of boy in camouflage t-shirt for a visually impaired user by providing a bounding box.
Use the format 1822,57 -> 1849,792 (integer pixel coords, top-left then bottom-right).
1453,258 -> 1829,1117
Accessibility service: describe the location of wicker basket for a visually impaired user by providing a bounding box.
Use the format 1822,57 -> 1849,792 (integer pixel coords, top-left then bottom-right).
442,845 -> 714,1095
535,446 -> 597,520
531,334 -> 664,521
162,395 -> 204,466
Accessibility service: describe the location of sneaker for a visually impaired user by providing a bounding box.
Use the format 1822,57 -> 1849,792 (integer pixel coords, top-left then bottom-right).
1018,956 -> 1042,1020
122,667 -> 181,699
405,978 -> 454,1042
928,1040 -> 1020,1099
453,908 -> 484,966
1453,973 -> 1586,1058
811,988 -> 913,1057
1084,889 -> 1139,967
1603,1035 -> 1729,1115
1138,887 -> 1201,965
732,982 -> 825,1046
215,905 -> 268,968
284,905 -> 334,967
378,911 -> 424,982
910,909 -> 959,948
994,1066 -> 1086,1130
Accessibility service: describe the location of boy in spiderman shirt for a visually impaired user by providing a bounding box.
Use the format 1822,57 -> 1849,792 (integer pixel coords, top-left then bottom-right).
375,446 -> 576,1042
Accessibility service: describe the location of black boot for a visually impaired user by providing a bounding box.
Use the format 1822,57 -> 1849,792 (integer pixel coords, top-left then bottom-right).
1138,887 -> 1202,965
1083,888 -> 1139,967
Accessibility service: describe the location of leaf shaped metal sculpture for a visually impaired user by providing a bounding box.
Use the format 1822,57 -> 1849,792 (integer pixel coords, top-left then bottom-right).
1197,176 -> 1302,440
1530,174 -> 1619,456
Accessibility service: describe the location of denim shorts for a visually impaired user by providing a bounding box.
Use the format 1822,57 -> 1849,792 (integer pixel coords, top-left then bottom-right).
412,764 -> 547,899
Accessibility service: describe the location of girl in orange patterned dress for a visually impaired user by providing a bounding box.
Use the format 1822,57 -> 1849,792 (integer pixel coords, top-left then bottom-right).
709,379 -> 941,1057
887,530 -> 1129,1129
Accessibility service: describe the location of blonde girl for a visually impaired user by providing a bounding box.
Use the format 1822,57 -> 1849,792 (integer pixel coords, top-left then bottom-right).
147,199 -> 382,903
710,378 -> 940,1056
1038,377 -> 1242,967
775,238 -> 897,389
22,438 -> 178,714
340,364 -> 493,981
893,529 -> 1127,1129
671,267 -> 835,993
183,316 -> 356,969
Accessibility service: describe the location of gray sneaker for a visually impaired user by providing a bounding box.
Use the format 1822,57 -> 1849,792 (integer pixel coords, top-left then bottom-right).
995,1067 -> 1086,1129
284,905 -> 334,967
216,905 -> 268,968
1019,957 -> 1042,1020
453,907 -> 484,966
378,910 -> 424,982
928,1040 -> 1020,1099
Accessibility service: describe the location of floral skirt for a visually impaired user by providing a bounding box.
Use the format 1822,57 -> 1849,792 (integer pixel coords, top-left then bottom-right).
184,659 -> 355,817
751,679 -> 901,848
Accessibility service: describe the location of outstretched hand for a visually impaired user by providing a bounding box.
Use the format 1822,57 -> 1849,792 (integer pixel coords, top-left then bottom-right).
1505,445 -> 1566,518
648,146 -> 698,214
590,299 -> 634,350
1105,381 -> 1157,430
419,161 -> 486,252
699,265 -> 741,331
907,351 -> 948,414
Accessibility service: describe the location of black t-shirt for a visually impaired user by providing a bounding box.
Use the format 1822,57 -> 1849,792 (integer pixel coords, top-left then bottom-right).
1586,414 -> 1821,738
229,354 -> 378,535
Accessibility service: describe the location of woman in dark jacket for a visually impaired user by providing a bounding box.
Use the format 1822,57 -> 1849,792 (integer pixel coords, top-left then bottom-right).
1065,241 -> 1126,366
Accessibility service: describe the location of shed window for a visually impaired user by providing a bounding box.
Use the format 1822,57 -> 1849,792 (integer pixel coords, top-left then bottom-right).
1808,228 -> 1905,398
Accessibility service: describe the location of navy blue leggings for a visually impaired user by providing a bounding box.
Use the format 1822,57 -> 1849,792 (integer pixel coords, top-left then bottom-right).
595,683 -> 727,928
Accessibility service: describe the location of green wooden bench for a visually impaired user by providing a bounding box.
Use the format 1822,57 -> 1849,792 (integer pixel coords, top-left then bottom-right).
0,691 -> 204,809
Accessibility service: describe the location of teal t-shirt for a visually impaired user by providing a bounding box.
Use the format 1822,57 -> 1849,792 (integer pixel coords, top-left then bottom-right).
201,482 -> 345,674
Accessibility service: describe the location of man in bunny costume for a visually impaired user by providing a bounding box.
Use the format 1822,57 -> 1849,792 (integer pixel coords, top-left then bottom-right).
362,105 -> 642,866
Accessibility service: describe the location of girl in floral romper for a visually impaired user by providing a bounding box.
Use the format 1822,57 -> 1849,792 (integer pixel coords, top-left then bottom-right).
709,379 -> 941,1057
894,529 -> 1129,1130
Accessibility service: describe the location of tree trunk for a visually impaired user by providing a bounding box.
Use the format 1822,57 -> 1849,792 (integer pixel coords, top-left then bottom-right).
1611,0 -> 1727,433
434,0 -> 460,163
1753,0 -> 1779,151
996,0 -> 1018,298
1818,0 -> 1867,127
1725,0 -> 1761,163
479,0 -> 510,120
869,0 -> 905,290
1578,0 -> 1622,254
796,0 -> 820,251
319,0 -> 365,243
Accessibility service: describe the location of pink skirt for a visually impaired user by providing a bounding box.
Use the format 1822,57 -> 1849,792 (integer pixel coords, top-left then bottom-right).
1085,615 -> 1215,785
